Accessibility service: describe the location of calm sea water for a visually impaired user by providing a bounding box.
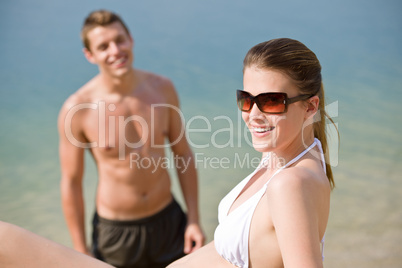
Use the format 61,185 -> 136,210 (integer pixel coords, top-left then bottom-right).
1,0 -> 401,267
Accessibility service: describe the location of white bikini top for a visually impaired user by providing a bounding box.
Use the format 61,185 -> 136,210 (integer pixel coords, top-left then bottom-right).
214,138 -> 326,268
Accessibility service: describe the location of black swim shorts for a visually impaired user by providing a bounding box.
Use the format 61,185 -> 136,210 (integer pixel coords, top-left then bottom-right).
91,198 -> 187,268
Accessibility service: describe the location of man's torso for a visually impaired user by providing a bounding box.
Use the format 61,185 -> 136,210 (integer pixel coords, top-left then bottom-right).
73,70 -> 177,220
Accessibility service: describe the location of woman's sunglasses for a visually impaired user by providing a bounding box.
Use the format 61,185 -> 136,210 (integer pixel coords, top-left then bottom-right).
237,90 -> 314,114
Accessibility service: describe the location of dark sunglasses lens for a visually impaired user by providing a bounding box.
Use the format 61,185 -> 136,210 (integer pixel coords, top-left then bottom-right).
258,93 -> 286,113
237,91 -> 252,111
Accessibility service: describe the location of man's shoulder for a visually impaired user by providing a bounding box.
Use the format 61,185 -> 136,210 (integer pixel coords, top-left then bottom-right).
58,80 -> 102,125
137,69 -> 177,103
137,68 -> 169,81
62,78 -> 99,109
138,69 -> 174,90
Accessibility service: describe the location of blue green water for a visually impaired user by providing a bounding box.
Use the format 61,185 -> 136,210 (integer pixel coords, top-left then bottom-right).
1,0 -> 401,267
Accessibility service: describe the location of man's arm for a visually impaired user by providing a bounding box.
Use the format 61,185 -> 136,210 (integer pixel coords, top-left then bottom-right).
166,82 -> 205,254
58,100 -> 89,255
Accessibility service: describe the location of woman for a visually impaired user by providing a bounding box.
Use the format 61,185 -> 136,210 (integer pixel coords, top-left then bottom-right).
168,38 -> 337,268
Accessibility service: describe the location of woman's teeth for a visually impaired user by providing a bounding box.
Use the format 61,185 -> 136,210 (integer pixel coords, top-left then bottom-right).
254,126 -> 275,133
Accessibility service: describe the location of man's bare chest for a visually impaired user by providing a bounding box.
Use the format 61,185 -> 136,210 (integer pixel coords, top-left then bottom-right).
80,98 -> 170,150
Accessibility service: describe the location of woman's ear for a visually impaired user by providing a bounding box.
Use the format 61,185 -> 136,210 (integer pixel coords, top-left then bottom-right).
83,48 -> 97,64
305,96 -> 319,119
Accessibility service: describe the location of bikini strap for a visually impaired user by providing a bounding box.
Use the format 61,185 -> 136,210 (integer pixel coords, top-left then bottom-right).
283,139 -> 318,169
314,138 -> 327,174
263,139 -> 319,187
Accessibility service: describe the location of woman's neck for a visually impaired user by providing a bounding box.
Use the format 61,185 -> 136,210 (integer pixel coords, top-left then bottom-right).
262,135 -> 315,171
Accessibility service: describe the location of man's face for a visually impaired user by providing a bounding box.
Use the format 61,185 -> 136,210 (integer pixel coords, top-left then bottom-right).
84,22 -> 134,77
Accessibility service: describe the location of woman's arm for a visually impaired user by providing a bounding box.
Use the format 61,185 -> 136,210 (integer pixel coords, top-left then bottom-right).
0,221 -> 113,268
167,241 -> 234,268
268,168 -> 327,268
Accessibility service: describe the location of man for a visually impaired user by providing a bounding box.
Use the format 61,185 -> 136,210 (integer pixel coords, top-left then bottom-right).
58,10 -> 204,268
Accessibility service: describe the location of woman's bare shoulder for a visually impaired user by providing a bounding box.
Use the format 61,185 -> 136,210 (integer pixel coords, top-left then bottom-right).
268,165 -> 329,196
265,165 -> 330,218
